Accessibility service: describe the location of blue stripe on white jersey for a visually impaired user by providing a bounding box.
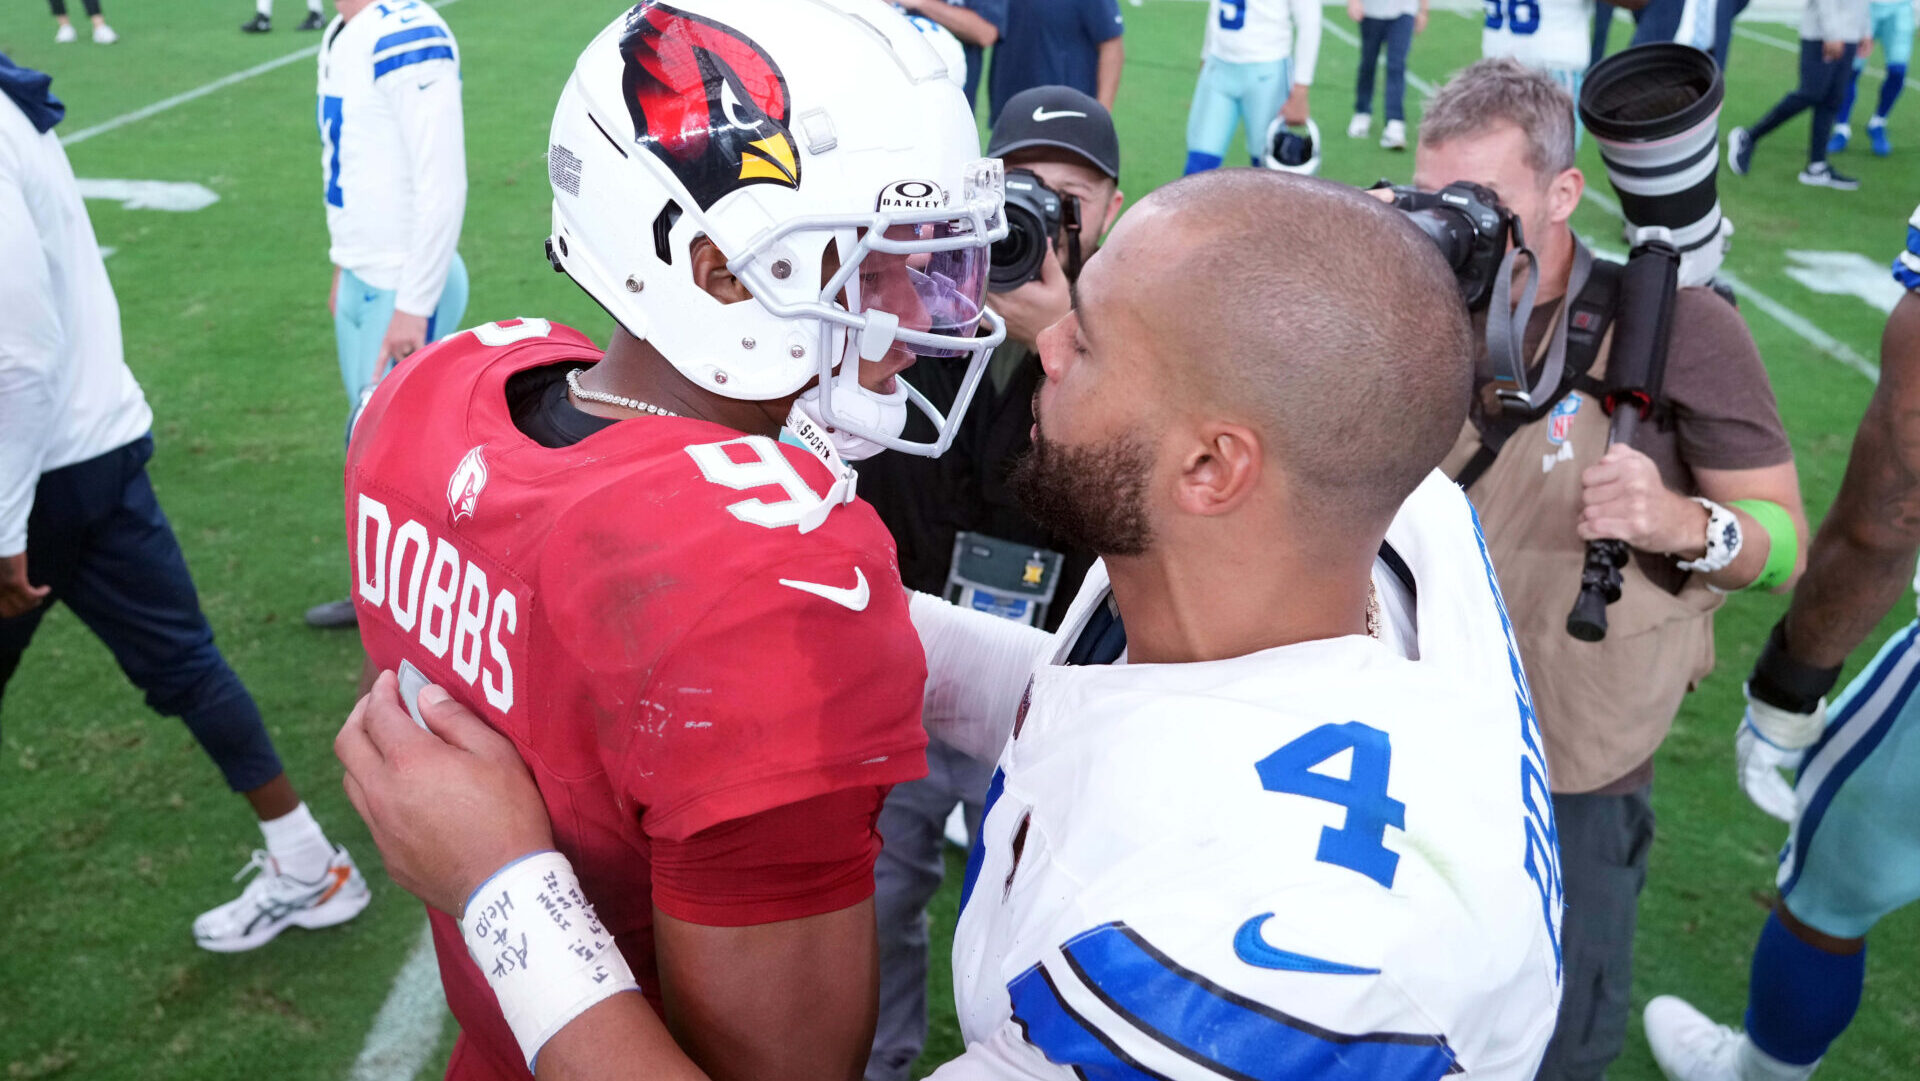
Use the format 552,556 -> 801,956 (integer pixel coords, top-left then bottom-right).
374,24 -> 448,54
374,45 -> 456,80
1009,962 -> 1172,1081
1039,922 -> 1460,1080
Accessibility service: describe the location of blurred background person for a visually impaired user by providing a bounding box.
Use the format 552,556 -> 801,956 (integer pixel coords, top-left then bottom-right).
988,0 -> 1124,124
856,85 -> 1124,1081
0,52 -> 365,954
1727,0 -> 1871,190
305,0 -> 468,628
1348,0 -> 1427,150
242,0 -> 325,34
1184,0 -> 1321,172
895,0 -> 1008,110
1829,0 -> 1911,156
48,0 -> 115,44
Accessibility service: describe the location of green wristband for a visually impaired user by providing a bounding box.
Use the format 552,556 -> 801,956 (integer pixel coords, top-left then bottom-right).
1731,499 -> 1797,592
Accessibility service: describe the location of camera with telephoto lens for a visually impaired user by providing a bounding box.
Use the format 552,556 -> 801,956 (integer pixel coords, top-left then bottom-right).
989,169 -> 1082,293
1380,180 -> 1522,311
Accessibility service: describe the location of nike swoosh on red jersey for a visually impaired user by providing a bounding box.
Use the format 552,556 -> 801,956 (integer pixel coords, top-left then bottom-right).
778,568 -> 870,612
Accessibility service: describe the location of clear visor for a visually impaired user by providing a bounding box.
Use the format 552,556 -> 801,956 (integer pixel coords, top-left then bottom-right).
832,220 -> 990,359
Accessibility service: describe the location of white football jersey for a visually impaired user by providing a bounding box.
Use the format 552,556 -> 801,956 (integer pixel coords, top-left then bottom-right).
933,472 -> 1564,1081
1205,0 -> 1322,82
316,0 -> 466,314
1481,0 -> 1593,75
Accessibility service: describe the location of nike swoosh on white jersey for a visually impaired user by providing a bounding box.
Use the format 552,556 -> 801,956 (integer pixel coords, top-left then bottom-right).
1032,107 -> 1088,122
778,568 -> 870,611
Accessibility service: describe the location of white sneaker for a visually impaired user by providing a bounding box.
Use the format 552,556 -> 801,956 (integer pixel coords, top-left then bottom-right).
193,845 -> 370,952
1644,996 -> 1820,1081
92,23 -> 118,44
54,22 -> 77,42
1381,119 -> 1407,150
1646,996 -> 1744,1080
1348,113 -> 1371,139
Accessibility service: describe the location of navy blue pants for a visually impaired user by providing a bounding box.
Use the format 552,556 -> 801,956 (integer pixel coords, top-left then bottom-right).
1593,0 -> 1749,71
0,436 -> 284,793
1749,38 -> 1858,165
1355,15 -> 1415,122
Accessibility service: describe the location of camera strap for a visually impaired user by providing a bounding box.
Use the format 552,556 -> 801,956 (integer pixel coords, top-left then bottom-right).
1484,240 -> 1591,414
1455,240 -> 1624,491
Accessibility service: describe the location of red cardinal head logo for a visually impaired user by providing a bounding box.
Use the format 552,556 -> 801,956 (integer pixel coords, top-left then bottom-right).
619,3 -> 801,211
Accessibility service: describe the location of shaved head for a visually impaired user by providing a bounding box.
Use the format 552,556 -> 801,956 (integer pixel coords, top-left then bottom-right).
1112,169 -> 1473,531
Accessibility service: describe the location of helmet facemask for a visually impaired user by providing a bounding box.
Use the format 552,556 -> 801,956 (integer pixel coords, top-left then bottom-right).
737,159 -> 1008,459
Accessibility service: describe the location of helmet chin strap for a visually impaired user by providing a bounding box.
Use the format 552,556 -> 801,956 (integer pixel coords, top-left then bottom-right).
782,405 -> 862,534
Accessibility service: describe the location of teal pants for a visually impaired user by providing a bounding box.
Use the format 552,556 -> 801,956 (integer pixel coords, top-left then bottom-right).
333,252 -> 469,402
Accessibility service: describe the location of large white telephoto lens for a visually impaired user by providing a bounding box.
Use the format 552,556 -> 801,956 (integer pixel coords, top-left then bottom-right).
1579,44 -> 1728,286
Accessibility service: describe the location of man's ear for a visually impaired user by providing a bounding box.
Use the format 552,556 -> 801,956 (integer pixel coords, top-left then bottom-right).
1101,190 -> 1126,239
1173,423 -> 1262,518
1548,167 -> 1585,226
690,236 -> 753,304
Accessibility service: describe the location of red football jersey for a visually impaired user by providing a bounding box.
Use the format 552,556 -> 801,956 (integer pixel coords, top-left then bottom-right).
345,319 -> 929,1079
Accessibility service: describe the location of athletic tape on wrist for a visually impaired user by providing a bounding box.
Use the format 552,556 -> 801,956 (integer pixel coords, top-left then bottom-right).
1730,499 -> 1796,592
461,850 -> 640,1070
1748,618 -> 1842,714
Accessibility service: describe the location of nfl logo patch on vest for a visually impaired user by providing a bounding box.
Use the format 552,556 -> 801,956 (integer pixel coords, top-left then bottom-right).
1547,395 -> 1581,446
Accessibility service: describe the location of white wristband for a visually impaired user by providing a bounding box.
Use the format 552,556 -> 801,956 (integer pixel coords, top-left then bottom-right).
461,851 -> 640,1070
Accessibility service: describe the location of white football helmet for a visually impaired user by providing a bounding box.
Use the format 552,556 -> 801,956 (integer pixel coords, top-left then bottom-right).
1263,116 -> 1322,175
547,0 -> 1007,459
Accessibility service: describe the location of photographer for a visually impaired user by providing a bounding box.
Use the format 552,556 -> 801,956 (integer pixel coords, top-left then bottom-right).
1415,60 -> 1809,1081
851,85 -> 1123,1081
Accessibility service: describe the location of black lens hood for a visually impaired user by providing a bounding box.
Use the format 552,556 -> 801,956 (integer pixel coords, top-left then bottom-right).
1578,43 -> 1724,143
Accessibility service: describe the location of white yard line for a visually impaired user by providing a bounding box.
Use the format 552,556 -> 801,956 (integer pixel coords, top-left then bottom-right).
348,920 -> 450,1081
60,0 -> 462,148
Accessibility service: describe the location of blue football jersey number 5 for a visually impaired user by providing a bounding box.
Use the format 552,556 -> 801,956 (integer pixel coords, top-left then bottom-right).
1218,0 -> 1247,30
1257,721 -> 1405,888
318,95 -> 344,208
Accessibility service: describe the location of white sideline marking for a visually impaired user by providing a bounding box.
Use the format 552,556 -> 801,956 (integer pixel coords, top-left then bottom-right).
76,178 -> 220,212
348,920 -> 449,1081
59,0 -> 462,149
1321,14 -> 1879,380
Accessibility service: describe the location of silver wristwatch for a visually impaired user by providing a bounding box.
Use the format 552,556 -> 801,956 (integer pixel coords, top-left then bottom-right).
1676,497 -> 1742,574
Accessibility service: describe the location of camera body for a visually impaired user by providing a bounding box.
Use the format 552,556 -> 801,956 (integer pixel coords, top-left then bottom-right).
989,169 -> 1082,294
1382,180 -> 1521,311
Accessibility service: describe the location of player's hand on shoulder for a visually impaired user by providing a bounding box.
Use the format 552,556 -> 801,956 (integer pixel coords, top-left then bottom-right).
335,671 -> 554,916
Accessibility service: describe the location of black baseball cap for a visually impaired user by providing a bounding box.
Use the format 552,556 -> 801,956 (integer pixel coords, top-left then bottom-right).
986,86 -> 1119,180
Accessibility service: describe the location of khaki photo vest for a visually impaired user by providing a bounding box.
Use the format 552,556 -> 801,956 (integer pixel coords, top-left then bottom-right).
1441,334 -> 1723,794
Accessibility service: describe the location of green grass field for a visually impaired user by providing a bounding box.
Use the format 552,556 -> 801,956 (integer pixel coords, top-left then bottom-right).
0,1 -> 1916,1077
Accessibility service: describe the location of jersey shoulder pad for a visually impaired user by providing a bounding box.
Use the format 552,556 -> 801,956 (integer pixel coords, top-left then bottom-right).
364,2 -> 456,80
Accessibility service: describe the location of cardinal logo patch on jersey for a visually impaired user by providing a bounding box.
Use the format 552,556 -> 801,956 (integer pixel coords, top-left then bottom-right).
618,1 -> 801,210
448,445 -> 489,522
